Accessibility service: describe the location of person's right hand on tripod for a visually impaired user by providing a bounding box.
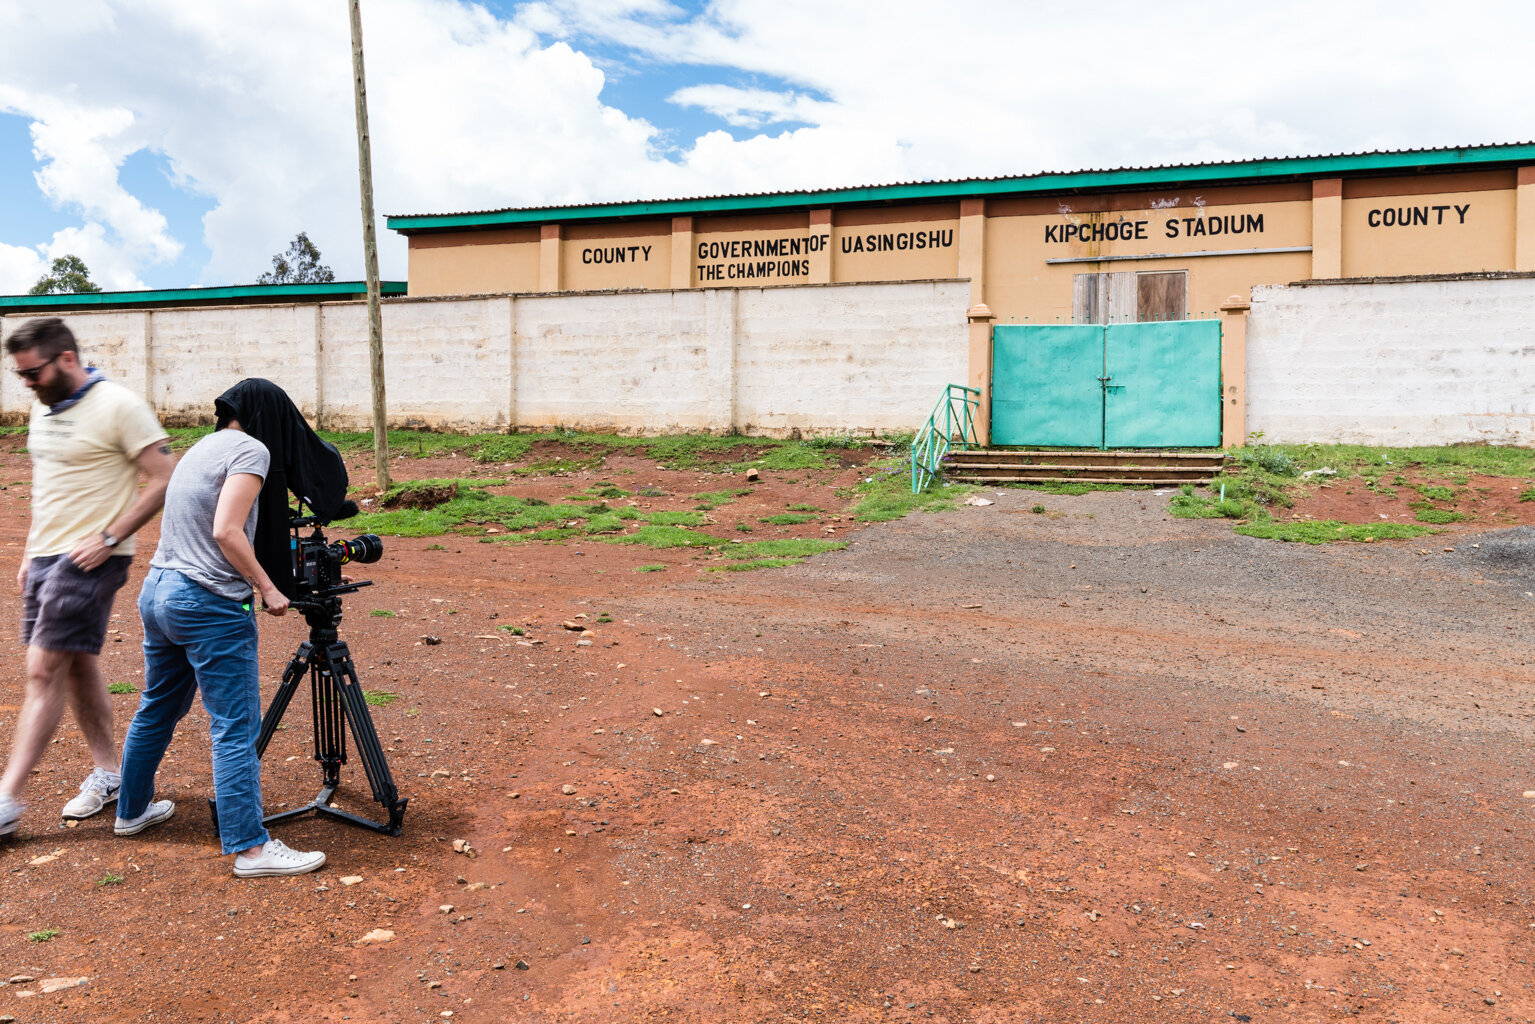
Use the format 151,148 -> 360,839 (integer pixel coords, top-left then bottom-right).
258,580 -> 289,616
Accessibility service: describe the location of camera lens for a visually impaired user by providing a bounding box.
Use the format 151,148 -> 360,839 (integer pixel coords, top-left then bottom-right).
334,534 -> 384,565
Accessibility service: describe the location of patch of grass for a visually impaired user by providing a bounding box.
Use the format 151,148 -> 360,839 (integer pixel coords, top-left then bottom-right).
735,522 -> 753,532
1026,481 -> 1129,496
730,445 -> 834,473
580,512 -> 630,534
580,485 -> 628,499
596,613 -> 613,623
27,928 -> 59,943
343,507 -> 460,537
603,525 -> 729,549
690,489 -> 740,511
645,509 -> 708,527
857,457 -> 976,522
785,503 -> 823,512
1414,484 -> 1457,502
635,564 -> 667,573
729,538 -> 847,559
1243,441 -> 1534,483
1231,443 -> 1299,477
349,487 -> 644,539
1412,506 -> 1465,525
426,543 -> 446,551
1169,491 -> 1248,520
706,558 -> 801,571
1519,488 -> 1535,502
1030,504 -> 1046,514
758,513 -> 817,525
1234,520 -> 1436,544
107,682 -> 137,694
496,624 -> 525,634
97,872 -> 125,887
166,426 -> 214,451
363,690 -> 398,707
370,609 -> 396,618
498,527 -> 579,543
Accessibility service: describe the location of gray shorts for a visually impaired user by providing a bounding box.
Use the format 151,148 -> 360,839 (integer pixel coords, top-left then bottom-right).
20,554 -> 132,655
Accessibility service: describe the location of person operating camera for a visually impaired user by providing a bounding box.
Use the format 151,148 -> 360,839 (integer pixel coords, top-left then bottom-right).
115,379 -> 341,877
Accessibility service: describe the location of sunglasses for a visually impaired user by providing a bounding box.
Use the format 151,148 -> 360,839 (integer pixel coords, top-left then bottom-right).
14,353 -> 61,382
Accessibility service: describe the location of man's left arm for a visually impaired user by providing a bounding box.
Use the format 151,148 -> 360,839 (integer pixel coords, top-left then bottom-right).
68,439 -> 175,570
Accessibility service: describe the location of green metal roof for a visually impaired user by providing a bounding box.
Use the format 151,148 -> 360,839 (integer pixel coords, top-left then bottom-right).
0,281 -> 407,314
387,142 -> 1535,233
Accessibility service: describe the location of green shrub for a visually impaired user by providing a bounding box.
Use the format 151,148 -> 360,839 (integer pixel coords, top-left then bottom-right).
1233,445 -> 1299,477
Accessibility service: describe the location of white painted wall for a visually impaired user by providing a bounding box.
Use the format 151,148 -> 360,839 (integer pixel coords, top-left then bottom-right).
0,281 -> 970,435
1246,276 -> 1535,445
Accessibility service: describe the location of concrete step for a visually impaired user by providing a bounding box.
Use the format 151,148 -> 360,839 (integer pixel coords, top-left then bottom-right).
948,474 -> 1206,487
943,448 -> 1226,486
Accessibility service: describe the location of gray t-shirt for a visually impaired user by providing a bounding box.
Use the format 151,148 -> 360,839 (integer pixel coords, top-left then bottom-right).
152,430 -> 271,601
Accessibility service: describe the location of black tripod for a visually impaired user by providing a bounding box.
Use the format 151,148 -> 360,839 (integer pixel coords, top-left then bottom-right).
213,589 -> 407,835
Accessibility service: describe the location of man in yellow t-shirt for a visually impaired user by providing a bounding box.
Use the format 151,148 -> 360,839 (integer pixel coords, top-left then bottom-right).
0,318 -> 174,836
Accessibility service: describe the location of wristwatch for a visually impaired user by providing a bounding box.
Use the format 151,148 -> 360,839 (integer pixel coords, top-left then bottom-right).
101,531 -> 119,549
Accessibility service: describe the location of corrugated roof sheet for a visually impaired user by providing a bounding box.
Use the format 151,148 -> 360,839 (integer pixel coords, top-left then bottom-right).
0,281 -> 407,312
387,141 -> 1535,228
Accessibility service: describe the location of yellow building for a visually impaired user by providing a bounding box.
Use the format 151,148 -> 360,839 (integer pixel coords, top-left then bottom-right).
390,142 -> 1535,316
388,143 -> 1535,447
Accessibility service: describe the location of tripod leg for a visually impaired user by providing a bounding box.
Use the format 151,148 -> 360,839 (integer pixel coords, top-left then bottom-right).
317,640 -> 407,834
257,641 -> 313,759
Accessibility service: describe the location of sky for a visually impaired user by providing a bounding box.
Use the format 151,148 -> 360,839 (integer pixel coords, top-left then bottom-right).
1,0 -> 1532,293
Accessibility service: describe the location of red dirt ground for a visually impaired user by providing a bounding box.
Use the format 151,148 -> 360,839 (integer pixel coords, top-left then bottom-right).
0,437 -> 1531,1024
1277,473 -> 1535,531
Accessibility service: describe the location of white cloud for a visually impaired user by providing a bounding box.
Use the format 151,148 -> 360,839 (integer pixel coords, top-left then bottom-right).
668,85 -> 832,130
0,243 -> 47,294
1,0 -> 1533,292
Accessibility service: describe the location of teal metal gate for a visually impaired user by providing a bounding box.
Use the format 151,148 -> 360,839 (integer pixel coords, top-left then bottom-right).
991,320 -> 1221,448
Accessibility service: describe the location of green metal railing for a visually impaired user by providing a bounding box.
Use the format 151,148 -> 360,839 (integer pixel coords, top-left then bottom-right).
911,384 -> 981,493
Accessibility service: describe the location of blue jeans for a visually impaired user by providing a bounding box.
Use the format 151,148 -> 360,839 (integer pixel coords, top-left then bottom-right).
120,568 -> 270,855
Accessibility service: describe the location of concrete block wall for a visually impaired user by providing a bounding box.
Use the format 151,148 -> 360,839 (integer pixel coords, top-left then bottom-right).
1246,276 -> 1535,445
735,281 -> 967,434
0,280 -> 971,436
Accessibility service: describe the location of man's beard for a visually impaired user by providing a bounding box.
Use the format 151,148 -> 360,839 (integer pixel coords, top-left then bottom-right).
33,377 -> 73,406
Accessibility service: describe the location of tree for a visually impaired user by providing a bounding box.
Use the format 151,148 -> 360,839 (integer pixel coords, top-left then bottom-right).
29,255 -> 102,295
257,232 -> 335,284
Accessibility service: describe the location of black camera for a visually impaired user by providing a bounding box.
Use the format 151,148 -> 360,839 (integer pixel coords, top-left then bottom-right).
290,499 -> 383,602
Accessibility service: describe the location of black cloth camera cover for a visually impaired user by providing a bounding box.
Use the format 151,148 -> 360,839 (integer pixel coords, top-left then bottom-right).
215,378 -> 350,598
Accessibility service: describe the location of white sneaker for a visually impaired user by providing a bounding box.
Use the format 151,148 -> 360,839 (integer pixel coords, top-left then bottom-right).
0,794 -> 24,837
233,839 -> 326,878
114,799 -> 175,836
62,767 -> 121,820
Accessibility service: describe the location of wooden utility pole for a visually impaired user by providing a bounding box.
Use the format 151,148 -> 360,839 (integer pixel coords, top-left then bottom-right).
349,0 -> 390,490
